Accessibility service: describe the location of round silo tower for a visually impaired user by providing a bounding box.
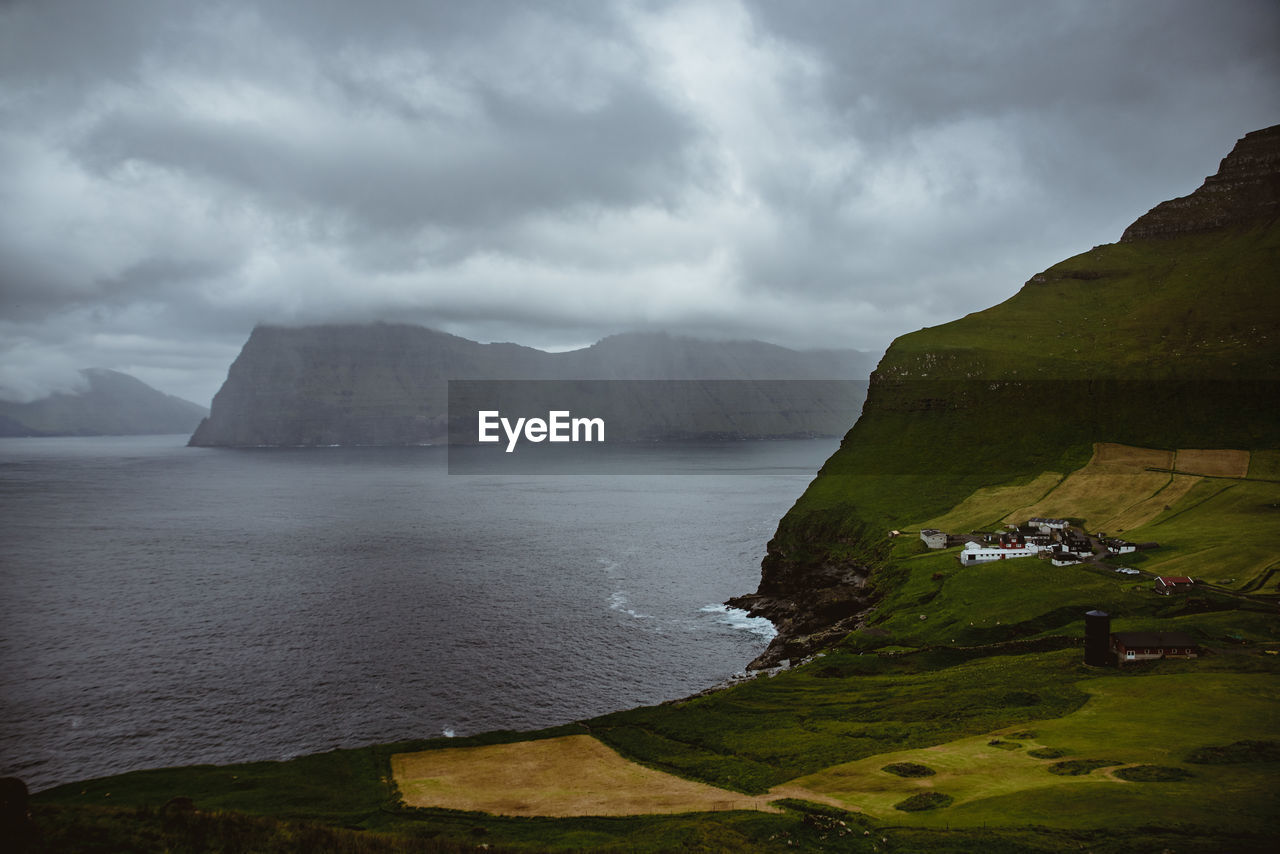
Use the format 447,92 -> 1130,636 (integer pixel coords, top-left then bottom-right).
1084,609 -> 1111,667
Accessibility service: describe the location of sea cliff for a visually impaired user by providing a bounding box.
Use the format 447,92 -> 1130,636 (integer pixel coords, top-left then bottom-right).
732,124 -> 1280,668
189,328 -> 874,447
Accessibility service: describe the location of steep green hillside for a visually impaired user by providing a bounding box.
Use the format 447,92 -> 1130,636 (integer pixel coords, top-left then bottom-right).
733,124 -> 1280,667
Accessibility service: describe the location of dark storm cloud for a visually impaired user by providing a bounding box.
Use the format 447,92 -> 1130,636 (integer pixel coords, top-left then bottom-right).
78,80 -> 693,230
1,0 -> 1277,404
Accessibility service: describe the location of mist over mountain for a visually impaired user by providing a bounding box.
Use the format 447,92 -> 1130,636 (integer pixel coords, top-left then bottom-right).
0,369 -> 208,437
189,329 -> 876,447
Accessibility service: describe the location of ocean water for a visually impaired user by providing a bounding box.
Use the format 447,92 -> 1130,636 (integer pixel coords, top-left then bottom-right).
0,435 -> 836,791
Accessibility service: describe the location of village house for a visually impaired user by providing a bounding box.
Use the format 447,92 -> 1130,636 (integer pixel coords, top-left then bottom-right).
919,528 -> 947,549
1105,538 -> 1137,554
1029,516 -> 1069,533
1062,532 -> 1094,557
1111,630 -> 1199,665
1154,576 -> 1195,595
1051,551 -> 1082,566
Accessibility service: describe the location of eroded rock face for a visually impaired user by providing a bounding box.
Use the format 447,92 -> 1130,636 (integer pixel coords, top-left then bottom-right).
727,538 -> 873,669
727,577 -> 871,669
1121,124 -> 1280,242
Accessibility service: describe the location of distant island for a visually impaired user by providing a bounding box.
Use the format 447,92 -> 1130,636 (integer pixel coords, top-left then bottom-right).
0,368 -> 208,437
189,328 -> 876,447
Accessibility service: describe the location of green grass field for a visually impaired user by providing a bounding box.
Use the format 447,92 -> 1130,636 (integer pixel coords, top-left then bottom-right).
785,672 -> 1280,833
1120,478 -> 1280,589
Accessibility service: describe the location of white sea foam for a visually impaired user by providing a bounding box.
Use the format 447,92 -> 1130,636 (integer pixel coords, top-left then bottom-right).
608,590 -> 652,620
442,727 -> 455,738
700,603 -> 777,639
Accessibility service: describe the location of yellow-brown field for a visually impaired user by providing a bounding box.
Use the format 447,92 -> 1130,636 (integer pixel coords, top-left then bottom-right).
921,472 -> 1063,533
391,735 -> 777,817
1095,473 -> 1201,533
1004,443 -> 1223,532
1091,443 -> 1174,470
1173,448 -> 1251,478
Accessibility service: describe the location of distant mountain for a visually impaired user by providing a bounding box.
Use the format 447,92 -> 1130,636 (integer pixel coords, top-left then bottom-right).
0,369 -> 208,437
732,123 -> 1280,667
189,328 -> 876,447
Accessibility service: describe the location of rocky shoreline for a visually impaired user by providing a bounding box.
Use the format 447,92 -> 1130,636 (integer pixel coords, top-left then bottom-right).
726,559 -> 874,669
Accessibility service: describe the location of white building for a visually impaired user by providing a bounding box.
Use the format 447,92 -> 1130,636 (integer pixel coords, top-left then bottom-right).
920,528 -> 947,549
958,541 -> 1042,565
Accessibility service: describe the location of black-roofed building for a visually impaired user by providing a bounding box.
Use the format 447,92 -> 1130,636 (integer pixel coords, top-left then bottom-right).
1105,538 -> 1137,554
1110,631 -> 1198,665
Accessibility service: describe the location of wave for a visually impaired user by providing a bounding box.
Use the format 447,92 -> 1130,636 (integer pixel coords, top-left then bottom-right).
699,604 -> 777,639
608,590 -> 653,620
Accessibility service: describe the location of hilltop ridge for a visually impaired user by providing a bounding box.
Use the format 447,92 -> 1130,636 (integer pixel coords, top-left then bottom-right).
1122,124 -> 1280,241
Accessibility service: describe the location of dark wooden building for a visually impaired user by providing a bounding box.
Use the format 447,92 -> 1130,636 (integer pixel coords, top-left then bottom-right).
1111,631 -> 1198,665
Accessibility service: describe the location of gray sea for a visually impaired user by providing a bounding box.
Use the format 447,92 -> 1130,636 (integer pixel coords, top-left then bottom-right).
0,435 -> 836,791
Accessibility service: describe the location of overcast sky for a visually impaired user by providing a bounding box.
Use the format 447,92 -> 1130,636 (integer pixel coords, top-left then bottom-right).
1,0 -> 1277,405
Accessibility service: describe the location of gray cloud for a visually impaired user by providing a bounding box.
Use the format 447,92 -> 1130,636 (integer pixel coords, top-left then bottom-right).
1,0 -> 1277,406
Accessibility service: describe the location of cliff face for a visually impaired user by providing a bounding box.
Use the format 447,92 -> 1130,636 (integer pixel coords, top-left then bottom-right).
0,369 -> 207,437
190,327 -> 874,447
1121,124 -> 1280,241
734,125 -> 1280,668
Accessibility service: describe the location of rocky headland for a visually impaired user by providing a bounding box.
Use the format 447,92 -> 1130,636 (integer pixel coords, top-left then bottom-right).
190,328 -> 875,447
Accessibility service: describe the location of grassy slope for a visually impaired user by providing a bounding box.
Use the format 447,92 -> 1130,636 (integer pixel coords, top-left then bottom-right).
788,673 -> 1279,827
770,223 -> 1279,566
